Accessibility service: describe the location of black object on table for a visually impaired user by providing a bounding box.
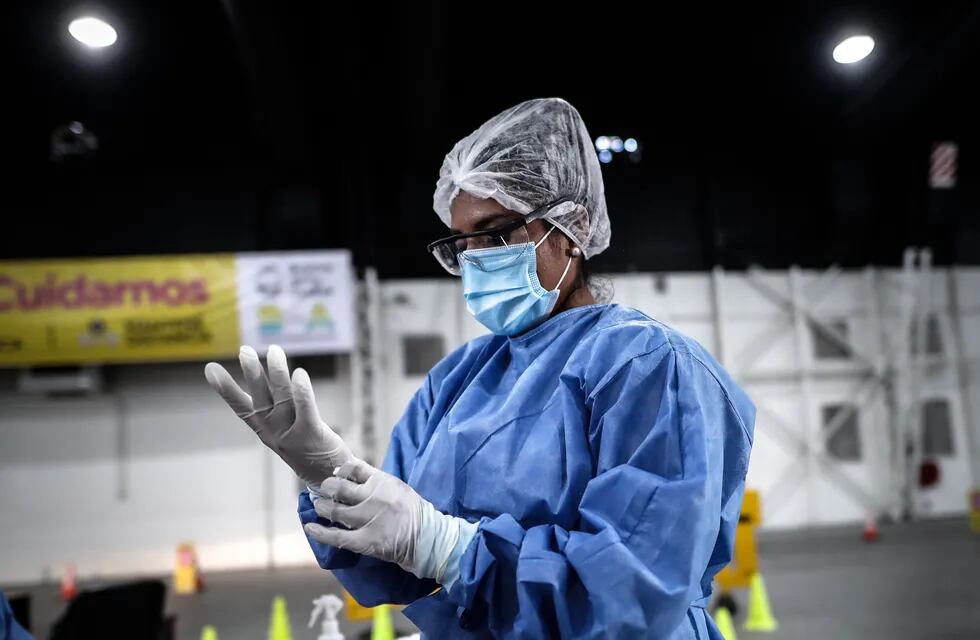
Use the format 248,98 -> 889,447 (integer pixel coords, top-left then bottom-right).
49,580 -> 173,640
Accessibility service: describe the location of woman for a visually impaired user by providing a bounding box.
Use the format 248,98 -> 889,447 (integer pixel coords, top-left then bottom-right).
206,98 -> 755,639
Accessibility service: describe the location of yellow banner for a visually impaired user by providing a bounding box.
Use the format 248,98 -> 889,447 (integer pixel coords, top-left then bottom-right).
0,255 -> 240,366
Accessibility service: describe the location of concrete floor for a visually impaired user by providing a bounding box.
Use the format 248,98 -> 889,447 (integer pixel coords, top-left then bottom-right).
3,568 -> 413,640
739,517 -> 979,640
4,518 -> 978,639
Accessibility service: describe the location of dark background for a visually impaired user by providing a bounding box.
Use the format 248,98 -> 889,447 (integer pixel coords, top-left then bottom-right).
5,1 -> 980,276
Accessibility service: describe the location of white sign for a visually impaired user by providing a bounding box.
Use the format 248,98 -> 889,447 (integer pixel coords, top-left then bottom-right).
236,251 -> 355,354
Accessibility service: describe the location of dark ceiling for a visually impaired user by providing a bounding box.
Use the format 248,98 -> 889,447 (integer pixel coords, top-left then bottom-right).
5,1 -> 980,275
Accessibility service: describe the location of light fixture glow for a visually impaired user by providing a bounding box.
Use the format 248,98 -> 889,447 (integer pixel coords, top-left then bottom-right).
833,35 -> 874,64
598,150 -> 613,164
595,136 -> 611,151
69,17 -> 117,48
624,138 -> 638,152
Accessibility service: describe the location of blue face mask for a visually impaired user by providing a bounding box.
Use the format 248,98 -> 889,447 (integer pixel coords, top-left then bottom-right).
459,226 -> 574,336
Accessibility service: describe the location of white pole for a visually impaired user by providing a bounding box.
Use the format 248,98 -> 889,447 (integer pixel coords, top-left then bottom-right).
946,268 -> 980,487
788,266 -> 815,523
114,388 -> 129,502
710,266 -> 727,368
864,266 -> 893,519
364,268 -> 384,465
263,448 -> 274,567
895,248 -> 916,520
350,278 -> 366,459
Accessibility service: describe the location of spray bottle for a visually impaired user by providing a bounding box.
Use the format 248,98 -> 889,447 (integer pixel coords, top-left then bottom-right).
309,593 -> 345,640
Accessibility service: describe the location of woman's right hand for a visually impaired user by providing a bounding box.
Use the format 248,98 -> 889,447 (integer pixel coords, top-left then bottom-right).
205,345 -> 352,493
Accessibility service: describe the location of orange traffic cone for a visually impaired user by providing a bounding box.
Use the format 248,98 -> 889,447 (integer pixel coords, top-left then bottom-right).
60,565 -> 78,602
174,542 -> 202,595
862,512 -> 879,542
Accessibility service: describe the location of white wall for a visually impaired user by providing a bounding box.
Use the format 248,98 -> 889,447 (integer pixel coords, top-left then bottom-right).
0,358 -> 354,584
2,266 -> 978,582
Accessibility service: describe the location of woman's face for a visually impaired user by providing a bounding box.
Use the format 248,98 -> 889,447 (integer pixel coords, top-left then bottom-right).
449,191 -> 582,310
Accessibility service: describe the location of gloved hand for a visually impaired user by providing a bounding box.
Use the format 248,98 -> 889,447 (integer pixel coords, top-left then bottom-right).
205,345 -> 352,493
304,458 -> 478,586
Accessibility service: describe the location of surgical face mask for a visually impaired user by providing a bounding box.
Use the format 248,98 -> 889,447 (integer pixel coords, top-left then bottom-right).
459,225 -> 574,336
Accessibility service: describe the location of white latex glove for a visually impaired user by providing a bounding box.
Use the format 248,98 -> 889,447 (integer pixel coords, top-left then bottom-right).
304,458 -> 478,585
204,345 -> 352,493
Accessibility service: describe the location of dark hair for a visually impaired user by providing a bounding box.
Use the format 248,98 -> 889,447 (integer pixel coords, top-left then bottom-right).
579,259 -> 613,303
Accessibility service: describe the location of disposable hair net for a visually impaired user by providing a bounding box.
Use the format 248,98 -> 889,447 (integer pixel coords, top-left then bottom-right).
433,97 -> 610,259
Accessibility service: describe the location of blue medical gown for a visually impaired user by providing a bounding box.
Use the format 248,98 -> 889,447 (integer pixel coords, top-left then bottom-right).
0,590 -> 32,640
299,304 -> 755,639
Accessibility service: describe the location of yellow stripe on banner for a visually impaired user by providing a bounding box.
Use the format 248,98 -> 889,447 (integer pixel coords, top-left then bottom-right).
0,254 -> 241,366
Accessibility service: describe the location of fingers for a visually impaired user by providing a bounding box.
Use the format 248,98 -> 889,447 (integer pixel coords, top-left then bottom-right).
265,344 -> 293,406
313,496 -> 364,527
304,522 -> 360,551
239,346 -> 274,413
291,367 -> 322,426
335,458 -> 375,484
319,474 -> 371,506
204,362 -> 254,419
313,460 -> 378,527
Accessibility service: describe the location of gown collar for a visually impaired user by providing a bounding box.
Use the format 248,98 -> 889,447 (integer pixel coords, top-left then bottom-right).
507,303 -> 609,352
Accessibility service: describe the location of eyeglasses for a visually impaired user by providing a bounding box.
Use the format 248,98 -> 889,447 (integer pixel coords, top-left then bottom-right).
427,217 -> 530,275
427,198 -> 573,276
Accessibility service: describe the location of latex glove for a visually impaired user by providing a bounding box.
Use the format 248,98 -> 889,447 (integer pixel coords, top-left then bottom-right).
205,345 -> 352,493
304,458 -> 478,586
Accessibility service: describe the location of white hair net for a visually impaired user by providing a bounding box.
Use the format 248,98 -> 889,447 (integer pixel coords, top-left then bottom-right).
433,97 -> 610,259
